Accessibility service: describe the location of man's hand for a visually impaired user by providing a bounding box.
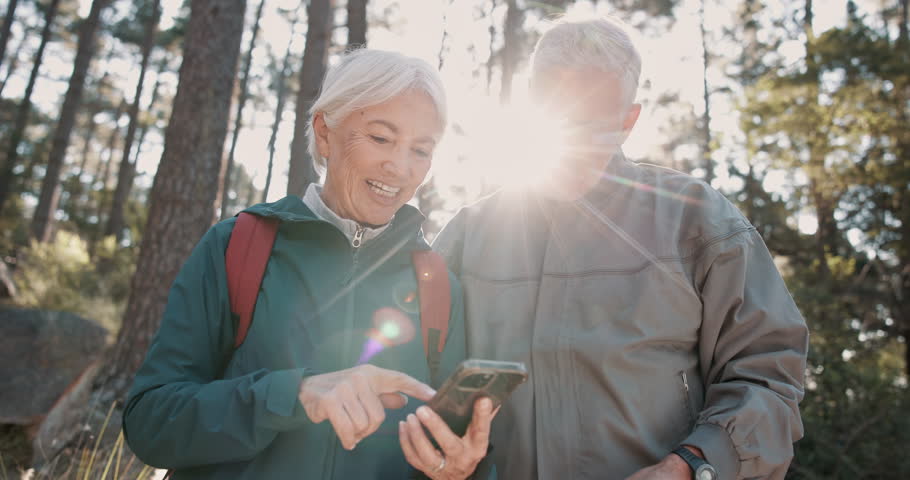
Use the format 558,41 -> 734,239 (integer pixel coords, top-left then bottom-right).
625,446 -> 704,480
399,397 -> 497,480
298,364 -> 436,450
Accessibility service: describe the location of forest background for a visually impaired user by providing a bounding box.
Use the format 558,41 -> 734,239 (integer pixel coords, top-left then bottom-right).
0,0 -> 907,478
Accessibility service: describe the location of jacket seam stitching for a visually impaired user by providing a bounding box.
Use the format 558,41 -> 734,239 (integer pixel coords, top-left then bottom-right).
696,421 -> 743,478
686,225 -> 756,262
459,226 -> 756,282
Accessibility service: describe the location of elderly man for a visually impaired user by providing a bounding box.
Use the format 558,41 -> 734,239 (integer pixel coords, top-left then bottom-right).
433,17 -> 808,480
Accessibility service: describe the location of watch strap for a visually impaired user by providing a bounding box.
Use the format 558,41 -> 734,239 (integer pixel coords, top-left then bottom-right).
672,446 -> 707,477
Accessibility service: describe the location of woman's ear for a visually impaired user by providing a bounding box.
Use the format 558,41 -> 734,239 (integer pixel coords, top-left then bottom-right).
313,112 -> 331,159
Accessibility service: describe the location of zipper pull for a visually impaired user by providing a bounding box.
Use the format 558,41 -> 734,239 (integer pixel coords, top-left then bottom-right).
352,225 -> 365,248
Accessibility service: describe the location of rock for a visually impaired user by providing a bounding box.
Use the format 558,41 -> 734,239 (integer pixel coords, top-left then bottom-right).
31,362 -> 101,466
0,261 -> 15,299
0,308 -> 108,426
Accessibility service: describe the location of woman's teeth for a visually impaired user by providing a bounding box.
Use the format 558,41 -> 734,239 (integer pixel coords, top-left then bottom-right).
367,180 -> 400,198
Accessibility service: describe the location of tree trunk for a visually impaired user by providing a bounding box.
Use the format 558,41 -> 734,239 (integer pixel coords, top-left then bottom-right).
104,0 -> 247,390
900,0 -> 908,46
0,18 -> 29,97
77,117 -> 98,181
0,0 -> 61,215
106,0 -> 161,242
500,0 -> 523,104
31,0 -> 114,243
346,0 -> 367,49
221,0 -> 266,219
245,173 -> 257,206
699,0 -> 714,185
89,99 -> 126,254
76,72 -> 113,184
802,0 -> 832,278
131,54 -> 169,166
263,11 -> 299,203
0,0 -> 19,73
100,101 -> 126,192
287,0 -> 333,197
437,0 -> 458,70
486,0 -> 498,95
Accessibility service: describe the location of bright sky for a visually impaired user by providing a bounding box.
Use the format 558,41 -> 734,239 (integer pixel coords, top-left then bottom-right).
8,0 -> 868,234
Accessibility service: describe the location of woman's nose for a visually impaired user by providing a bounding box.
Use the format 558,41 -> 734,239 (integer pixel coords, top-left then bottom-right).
381,148 -> 408,175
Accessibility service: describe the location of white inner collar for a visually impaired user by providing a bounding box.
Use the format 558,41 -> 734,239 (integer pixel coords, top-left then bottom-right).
302,184 -> 392,247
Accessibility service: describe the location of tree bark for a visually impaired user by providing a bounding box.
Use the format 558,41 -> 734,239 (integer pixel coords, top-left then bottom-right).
106,0 -> 161,242
104,0 -> 247,389
89,99 -> 125,254
346,0 -> 366,49
263,10 -> 299,203
287,0 -> 333,197
131,54 -> 169,166
699,0 -> 714,184
900,0 -> 908,46
0,0 -> 19,73
500,0 -> 523,104
31,0 -> 114,243
0,0 -> 62,215
486,0 -> 498,95
221,0 -> 266,219
0,18 -> 29,98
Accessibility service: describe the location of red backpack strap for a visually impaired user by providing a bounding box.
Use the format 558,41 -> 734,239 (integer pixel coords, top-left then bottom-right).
412,250 -> 451,377
225,212 -> 279,348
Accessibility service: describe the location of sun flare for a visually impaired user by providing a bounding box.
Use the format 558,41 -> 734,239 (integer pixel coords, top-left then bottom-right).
469,102 -> 572,190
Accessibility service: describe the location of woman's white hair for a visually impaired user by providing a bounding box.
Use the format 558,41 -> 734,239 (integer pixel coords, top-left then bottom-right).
307,48 -> 447,175
531,16 -> 642,106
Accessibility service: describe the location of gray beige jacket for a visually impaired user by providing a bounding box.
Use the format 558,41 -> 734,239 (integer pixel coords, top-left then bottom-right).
433,155 -> 808,480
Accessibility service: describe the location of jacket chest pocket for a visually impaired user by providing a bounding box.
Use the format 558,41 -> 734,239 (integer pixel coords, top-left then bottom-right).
559,266 -> 702,348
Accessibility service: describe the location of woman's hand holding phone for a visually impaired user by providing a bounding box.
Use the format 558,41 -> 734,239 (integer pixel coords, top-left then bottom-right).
399,359 -> 527,479
399,397 -> 498,480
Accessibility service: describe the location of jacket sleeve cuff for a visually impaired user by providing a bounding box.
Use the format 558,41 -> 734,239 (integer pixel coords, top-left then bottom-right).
260,368 -> 312,431
682,423 -> 739,480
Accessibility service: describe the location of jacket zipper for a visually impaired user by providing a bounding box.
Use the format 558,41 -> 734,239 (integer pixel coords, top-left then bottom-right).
680,371 -> 697,423
341,224 -> 364,367
351,224 -> 365,248
329,226 -> 366,479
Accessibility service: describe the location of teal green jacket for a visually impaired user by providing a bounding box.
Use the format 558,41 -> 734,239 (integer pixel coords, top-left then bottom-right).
123,196 -> 467,479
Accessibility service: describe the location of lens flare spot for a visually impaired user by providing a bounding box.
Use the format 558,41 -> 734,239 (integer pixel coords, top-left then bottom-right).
358,307 -> 416,364
393,283 -> 419,314
380,321 -> 401,339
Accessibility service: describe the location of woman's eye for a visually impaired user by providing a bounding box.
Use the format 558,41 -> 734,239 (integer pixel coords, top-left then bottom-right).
370,135 -> 389,144
413,149 -> 430,158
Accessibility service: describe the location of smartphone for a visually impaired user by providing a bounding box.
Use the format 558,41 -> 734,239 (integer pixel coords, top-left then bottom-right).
427,359 -> 528,436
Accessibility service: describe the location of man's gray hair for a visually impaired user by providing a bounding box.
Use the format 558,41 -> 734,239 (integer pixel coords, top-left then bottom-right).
307,48 -> 447,175
531,16 -> 642,106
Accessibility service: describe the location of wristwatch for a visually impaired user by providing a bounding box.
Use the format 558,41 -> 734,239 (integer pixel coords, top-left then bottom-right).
672,446 -> 718,480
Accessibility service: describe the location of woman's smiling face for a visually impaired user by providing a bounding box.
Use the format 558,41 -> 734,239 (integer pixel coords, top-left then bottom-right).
315,90 -> 443,226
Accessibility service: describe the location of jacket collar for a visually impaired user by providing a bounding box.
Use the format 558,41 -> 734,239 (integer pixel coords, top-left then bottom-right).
239,191 -> 429,251
301,184 -> 392,248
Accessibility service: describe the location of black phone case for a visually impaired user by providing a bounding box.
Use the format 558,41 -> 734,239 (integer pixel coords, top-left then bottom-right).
427,359 -> 527,436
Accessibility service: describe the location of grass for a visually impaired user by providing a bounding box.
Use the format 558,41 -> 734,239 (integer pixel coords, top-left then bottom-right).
0,404 -> 159,480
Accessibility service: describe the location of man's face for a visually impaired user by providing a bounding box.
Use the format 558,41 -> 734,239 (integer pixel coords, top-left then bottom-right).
530,68 -> 641,200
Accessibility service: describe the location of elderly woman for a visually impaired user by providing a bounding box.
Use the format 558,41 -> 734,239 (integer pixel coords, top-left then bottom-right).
123,49 -> 493,480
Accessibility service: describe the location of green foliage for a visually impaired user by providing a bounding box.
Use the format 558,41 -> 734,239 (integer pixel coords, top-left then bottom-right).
732,3 -> 909,476
12,231 -> 136,335
786,256 -> 909,479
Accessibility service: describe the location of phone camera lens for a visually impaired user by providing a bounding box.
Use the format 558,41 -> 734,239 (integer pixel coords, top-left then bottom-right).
459,373 -> 494,389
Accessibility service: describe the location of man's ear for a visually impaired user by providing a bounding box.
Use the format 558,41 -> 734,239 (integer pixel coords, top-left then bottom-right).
623,103 -> 642,133
313,112 -> 331,159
